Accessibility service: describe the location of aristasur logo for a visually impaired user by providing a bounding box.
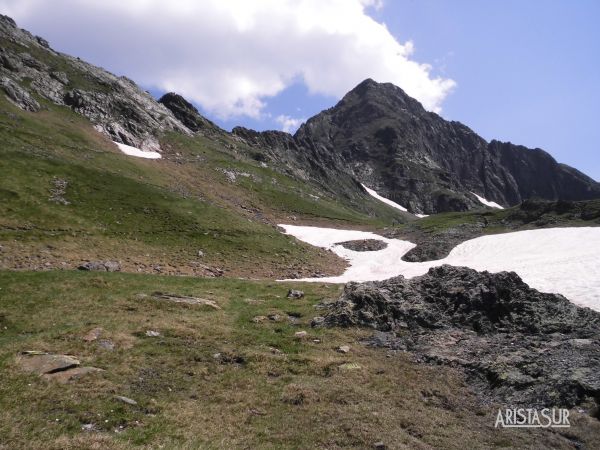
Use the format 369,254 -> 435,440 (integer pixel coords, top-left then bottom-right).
495,408 -> 570,428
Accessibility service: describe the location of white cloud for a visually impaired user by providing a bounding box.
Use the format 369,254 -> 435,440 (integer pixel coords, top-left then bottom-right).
275,115 -> 305,133
0,0 -> 455,118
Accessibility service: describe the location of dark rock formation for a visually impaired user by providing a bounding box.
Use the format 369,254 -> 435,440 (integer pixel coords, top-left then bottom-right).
235,79 -> 600,215
393,198 -> 600,263
158,92 -> 220,135
336,239 -> 388,251
294,79 -> 600,214
323,265 -> 600,409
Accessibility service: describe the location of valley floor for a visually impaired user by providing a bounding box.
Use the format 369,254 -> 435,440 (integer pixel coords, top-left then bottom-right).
1,270 -> 599,449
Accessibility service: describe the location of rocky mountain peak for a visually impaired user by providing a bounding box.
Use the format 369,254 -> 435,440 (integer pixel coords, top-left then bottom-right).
158,92 -> 221,135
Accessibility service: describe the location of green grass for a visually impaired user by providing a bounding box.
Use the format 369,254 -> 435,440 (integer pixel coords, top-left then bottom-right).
0,92 -> 406,277
2,270 -> 597,449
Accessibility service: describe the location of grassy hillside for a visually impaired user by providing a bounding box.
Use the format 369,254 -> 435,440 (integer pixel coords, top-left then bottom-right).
1,270 -> 597,449
0,93 -> 408,278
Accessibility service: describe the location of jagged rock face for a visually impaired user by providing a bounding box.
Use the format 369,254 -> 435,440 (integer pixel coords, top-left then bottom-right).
158,92 -> 220,135
323,265 -> 600,408
0,15 -> 189,151
294,79 -> 600,214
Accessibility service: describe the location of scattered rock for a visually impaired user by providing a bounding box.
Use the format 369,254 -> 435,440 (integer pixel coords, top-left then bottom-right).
310,316 -> 325,328
373,442 -> 387,450
42,366 -> 104,383
287,289 -> 304,299
338,362 -> 361,371
336,239 -> 388,252
251,315 -> 267,323
294,331 -> 308,339
337,345 -> 351,354
149,292 -> 220,309
17,352 -> 80,375
78,261 -> 121,272
145,330 -> 160,337
213,352 -> 245,365
97,339 -> 115,351
48,177 -> 70,205
114,395 -> 138,406
82,327 -> 104,342
197,250 -> 204,257
81,423 -> 96,432
268,313 -> 285,322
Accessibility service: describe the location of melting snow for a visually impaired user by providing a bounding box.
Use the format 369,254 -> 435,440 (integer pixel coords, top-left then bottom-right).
361,184 -> 408,212
113,141 -> 162,159
471,192 -> 504,209
279,224 -> 600,311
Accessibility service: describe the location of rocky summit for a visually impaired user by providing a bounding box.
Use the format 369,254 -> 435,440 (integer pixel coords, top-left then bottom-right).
236,79 -> 600,214
322,265 -> 600,409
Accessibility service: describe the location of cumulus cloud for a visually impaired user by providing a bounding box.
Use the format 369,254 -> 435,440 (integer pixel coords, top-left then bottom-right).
0,0 -> 455,118
275,115 -> 306,133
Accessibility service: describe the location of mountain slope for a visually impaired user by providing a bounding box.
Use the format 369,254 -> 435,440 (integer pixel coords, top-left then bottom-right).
232,79 -> 600,215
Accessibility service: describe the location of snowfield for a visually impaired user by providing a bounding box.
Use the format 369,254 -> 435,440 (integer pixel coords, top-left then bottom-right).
113,141 -> 162,159
279,224 -> 600,311
471,192 -> 504,209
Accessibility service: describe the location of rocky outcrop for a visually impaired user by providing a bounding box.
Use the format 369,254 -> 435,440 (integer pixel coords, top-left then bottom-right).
235,79 -> 600,215
293,79 -> 600,214
0,76 -> 40,111
336,239 -> 388,251
323,265 -> 600,409
158,92 -> 220,135
0,15 -> 189,151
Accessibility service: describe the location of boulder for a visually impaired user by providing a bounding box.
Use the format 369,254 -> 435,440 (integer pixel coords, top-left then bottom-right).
17,353 -> 80,375
1,77 -> 40,112
287,289 -> 304,299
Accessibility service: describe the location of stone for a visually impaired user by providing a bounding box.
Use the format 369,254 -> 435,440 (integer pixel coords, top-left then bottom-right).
83,327 -> 104,342
294,331 -> 308,339
336,239 -> 388,252
337,345 -> 351,354
42,366 -> 104,383
114,395 -> 138,406
310,316 -> 325,328
1,77 -> 40,112
338,362 -> 361,371
373,442 -> 387,450
97,339 -> 115,351
145,330 -> 160,337
287,289 -> 304,299
251,316 -> 267,323
149,292 -> 221,309
17,353 -> 80,375
78,261 -> 121,272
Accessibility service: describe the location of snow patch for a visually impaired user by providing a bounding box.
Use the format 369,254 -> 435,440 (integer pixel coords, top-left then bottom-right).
361,183 -> 409,212
279,224 -> 600,311
113,141 -> 161,159
471,192 -> 504,209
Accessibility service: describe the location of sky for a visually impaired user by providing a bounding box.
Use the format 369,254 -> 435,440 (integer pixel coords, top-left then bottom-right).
1,0 -> 598,180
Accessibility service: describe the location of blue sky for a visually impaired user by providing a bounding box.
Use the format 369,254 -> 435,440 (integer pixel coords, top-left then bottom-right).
2,0 -> 599,179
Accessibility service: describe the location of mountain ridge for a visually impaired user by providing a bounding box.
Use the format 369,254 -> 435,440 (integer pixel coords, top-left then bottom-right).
2,14 -> 599,215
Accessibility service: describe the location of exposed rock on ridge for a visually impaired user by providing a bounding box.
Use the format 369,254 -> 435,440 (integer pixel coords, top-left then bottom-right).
0,14 -> 189,152
322,265 -> 600,409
